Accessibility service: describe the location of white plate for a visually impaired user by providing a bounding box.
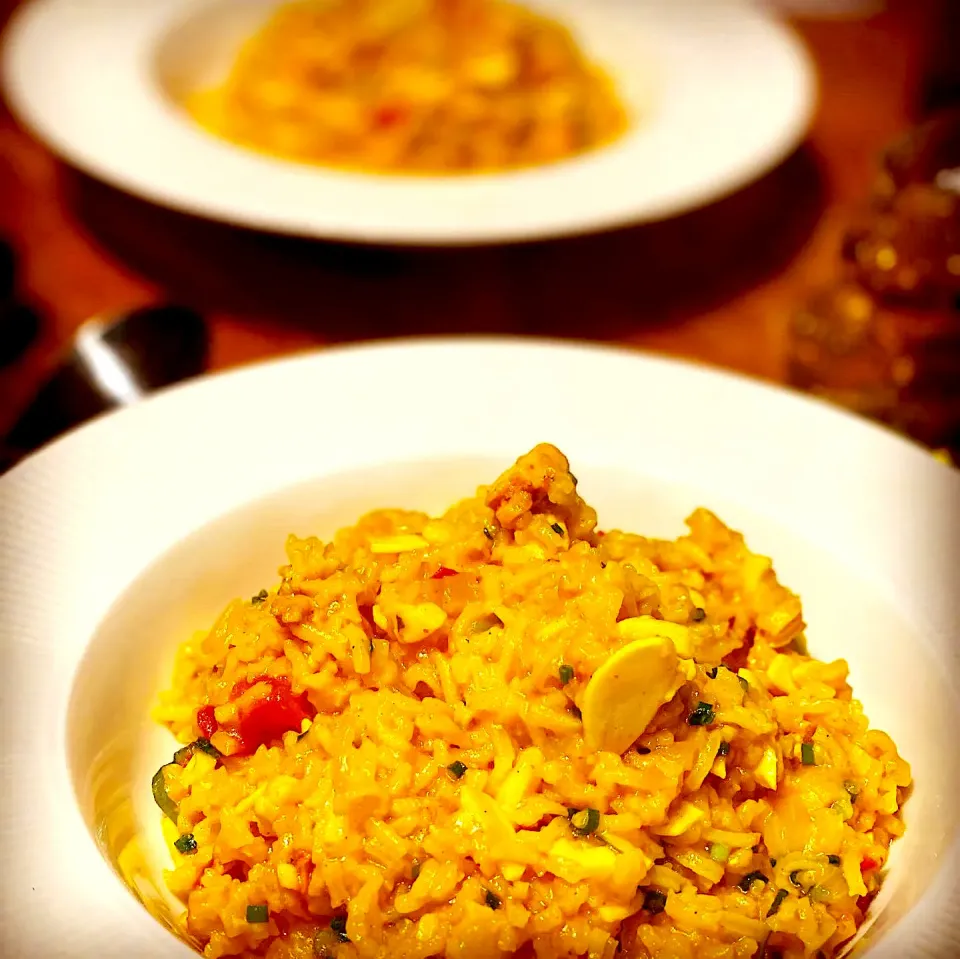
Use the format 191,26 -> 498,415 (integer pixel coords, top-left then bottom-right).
1,0 -> 815,245
0,338 -> 958,959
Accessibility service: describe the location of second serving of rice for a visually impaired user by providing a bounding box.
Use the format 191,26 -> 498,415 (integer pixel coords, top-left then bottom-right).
152,445 -> 910,959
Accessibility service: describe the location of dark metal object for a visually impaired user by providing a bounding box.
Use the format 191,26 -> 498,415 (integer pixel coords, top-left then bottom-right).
1,304 -> 207,473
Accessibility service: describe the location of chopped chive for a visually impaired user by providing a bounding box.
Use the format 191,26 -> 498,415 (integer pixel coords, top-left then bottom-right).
789,870 -> 806,890
550,522 -> 565,536
251,589 -> 268,605
570,807 -> 601,836
484,889 -> 502,910
800,743 -> 816,766
636,745 -> 652,755
642,889 -> 667,914
559,664 -> 575,686
330,915 -> 349,942
691,607 -> 707,622
447,760 -> 467,780
174,833 -> 198,855
717,741 -> 730,757
827,854 -> 841,865
738,676 -> 750,693
770,858 -> 777,868
686,702 -> 716,726
766,888 -> 789,918
246,904 -> 269,923
194,738 -> 221,758
738,871 -> 769,892
151,765 -> 179,823
410,861 -> 421,881
709,842 -> 730,863
482,526 -> 495,540
706,666 -> 718,679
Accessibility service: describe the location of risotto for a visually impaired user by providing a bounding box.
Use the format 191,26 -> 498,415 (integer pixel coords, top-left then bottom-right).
185,0 -> 629,174
152,445 -> 910,959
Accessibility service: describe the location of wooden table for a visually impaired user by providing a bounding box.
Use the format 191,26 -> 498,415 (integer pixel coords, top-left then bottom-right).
0,0 -> 943,437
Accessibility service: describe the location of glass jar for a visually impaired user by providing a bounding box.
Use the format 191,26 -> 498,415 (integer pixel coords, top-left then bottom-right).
787,110 -> 960,454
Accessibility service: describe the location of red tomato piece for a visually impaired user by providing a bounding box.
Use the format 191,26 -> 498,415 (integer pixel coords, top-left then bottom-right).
432,566 -> 458,579
374,104 -> 407,129
197,705 -> 218,739
861,856 -> 879,872
229,676 -> 312,755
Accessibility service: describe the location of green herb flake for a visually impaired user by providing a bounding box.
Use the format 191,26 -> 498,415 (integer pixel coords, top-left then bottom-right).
330,916 -> 349,942
251,589 -> 269,605
789,870 -> 806,891
691,607 -> 707,622
246,904 -> 269,924
559,664 -> 575,686
642,889 -> 667,914
766,888 -> 789,918
717,741 -> 730,757
738,871 -> 769,892
484,889 -> 502,910
482,526 -> 495,540
827,854 -> 841,866
738,675 -> 750,693
800,743 -> 816,766
410,861 -> 422,881
194,738 -> 221,758
843,780 -> 860,798
686,702 -> 716,727
709,843 -> 730,864
447,760 -> 468,780
174,833 -> 198,855
550,522 -> 565,536
570,807 -> 601,837
151,765 -> 179,823
706,666 -> 718,679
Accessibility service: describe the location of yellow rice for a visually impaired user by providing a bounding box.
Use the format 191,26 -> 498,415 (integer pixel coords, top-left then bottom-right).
153,444 -> 910,959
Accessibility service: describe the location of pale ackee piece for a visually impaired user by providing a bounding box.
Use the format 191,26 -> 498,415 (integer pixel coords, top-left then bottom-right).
581,632 -> 686,755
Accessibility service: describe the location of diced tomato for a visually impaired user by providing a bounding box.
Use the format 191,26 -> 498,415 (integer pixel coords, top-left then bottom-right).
374,104 -> 407,129
432,566 -> 458,579
197,705 -> 218,739
229,676 -> 312,755
861,856 -> 879,872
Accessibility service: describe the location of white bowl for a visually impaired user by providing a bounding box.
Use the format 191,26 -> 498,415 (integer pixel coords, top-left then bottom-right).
1,0 -> 815,244
0,339 -> 957,958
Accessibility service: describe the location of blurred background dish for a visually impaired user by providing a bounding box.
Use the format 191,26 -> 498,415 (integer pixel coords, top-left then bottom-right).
0,0 -> 814,244
186,0 -> 631,175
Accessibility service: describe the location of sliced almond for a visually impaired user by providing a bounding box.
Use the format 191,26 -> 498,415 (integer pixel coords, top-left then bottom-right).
582,635 -> 683,754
